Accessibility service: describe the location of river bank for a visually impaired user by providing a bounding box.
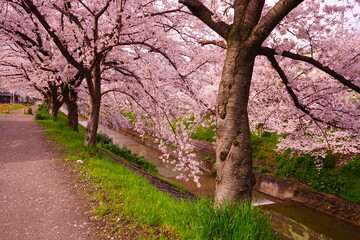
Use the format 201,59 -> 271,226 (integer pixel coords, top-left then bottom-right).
90,124 -> 360,239
114,126 -> 360,226
35,105 -> 279,239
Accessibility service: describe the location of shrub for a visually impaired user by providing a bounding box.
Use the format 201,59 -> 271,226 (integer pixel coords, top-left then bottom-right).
337,156 -> 360,203
272,150 -> 360,200
96,132 -> 113,145
35,112 -> 52,120
309,172 -> 344,195
97,132 -> 157,174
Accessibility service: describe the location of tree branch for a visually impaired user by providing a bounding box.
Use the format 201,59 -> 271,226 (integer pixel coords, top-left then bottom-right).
150,7 -> 184,17
260,47 -> 360,94
22,0 -> 84,71
267,54 -> 345,129
53,3 -> 91,46
241,0 -> 266,33
178,0 -> 230,39
198,39 -> 227,49
250,0 -> 304,46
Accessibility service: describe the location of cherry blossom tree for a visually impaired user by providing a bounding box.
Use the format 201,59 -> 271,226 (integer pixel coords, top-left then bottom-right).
7,0 -> 206,146
98,42 -> 220,184
1,0 -> 359,207
0,33 -> 62,118
177,0 -> 360,205
0,4 -> 81,123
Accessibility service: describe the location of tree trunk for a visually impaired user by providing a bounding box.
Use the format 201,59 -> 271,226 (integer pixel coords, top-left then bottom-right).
84,68 -> 102,146
178,0 -> 305,207
45,97 -> 53,115
50,100 -> 62,119
44,82 -> 63,119
61,82 -> 79,131
85,95 -> 101,146
45,93 -> 62,119
215,41 -> 256,206
66,98 -> 79,131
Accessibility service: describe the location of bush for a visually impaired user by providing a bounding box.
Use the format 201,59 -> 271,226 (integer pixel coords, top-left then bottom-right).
35,111 -> 52,120
337,156 -> 360,203
309,172 -> 344,195
272,150 -> 360,201
97,132 -> 157,174
96,132 -> 113,145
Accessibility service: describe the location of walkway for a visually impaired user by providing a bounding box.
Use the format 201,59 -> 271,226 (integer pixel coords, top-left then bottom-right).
0,107 -> 96,239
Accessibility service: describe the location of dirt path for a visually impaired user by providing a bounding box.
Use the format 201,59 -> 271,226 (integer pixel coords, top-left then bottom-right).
0,107 -> 96,240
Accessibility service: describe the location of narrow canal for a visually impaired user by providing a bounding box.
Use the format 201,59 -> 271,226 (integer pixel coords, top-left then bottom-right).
80,121 -> 360,240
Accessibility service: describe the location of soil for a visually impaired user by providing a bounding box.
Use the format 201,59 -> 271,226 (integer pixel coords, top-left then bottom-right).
0,107 -> 97,240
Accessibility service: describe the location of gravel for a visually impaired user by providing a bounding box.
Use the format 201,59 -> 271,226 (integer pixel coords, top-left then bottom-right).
0,107 -> 96,240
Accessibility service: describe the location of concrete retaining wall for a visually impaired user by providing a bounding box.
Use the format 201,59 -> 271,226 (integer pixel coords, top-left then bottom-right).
255,174 -> 360,226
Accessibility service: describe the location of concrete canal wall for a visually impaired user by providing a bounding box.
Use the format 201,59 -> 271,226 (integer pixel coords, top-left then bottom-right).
255,174 -> 360,226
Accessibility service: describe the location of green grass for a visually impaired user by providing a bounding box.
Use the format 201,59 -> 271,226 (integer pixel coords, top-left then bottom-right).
0,103 -> 34,114
185,116 -> 216,143
86,156 -> 277,239
190,124 -> 216,142
35,104 -> 53,120
11,103 -> 31,110
36,104 -> 279,240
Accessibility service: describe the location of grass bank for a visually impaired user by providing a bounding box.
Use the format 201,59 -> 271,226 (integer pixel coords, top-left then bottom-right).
35,105 -> 279,240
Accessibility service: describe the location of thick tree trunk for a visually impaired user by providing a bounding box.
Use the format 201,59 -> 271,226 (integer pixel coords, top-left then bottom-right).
215,42 -> 256,206
179,0 -> 305,207
44,82 -> 63,119
61,82 -> 79,131
84,68 -> 102,146
50,100 -> 62,119
45,93 -> 62,119
66,99 -> 79,131
85,96 -> 101,146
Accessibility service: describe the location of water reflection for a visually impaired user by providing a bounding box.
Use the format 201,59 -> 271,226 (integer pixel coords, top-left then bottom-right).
265,202 -> 360,240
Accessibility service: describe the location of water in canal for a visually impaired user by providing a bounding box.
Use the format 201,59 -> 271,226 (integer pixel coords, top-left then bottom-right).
82,121 -> 360,240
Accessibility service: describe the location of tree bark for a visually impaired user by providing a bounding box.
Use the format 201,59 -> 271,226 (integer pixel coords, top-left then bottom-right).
215,40 -> 256,206
84,66 -> 102,146
66,98 -> 79,131
61,82 -> 79,131
45,83 -> 63,119
48,99 -> 62,119
85,97 -> 100,146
